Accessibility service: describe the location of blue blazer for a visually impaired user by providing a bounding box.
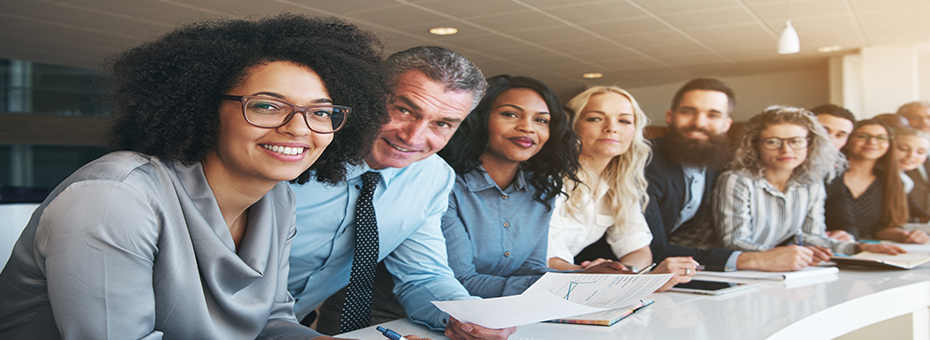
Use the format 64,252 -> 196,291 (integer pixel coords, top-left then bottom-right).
645,137 -> 734,267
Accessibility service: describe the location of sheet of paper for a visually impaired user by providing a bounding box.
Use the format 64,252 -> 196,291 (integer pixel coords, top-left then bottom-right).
895,243 -> 930,253
692,266 -> 838,281
523,273 -> 673,309
432,291 -> 604,329
431,273 -> 672,329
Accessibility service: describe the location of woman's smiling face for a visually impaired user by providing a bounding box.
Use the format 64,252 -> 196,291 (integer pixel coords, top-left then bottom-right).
480,88 -> 551,165
208,61 -> 335,186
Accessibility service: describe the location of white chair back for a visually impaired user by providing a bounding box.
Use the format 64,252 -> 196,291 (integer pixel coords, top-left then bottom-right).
1,203 -> 40,268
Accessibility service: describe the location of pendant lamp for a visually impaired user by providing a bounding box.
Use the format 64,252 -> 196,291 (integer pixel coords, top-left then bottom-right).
778,20 -> 800,54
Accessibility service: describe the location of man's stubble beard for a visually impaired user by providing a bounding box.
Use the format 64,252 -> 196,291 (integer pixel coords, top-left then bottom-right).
663,124 -> 730,170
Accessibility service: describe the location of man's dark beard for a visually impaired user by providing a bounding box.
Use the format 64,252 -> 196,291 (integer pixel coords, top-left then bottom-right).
663,125 -> 729,170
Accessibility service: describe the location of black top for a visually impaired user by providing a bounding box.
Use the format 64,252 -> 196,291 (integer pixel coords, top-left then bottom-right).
824,176 -> 856,234
827,173 -> 885,239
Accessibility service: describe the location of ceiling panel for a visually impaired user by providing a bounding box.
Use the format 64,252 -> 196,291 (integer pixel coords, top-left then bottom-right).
635,0 -> 740,14
581,17 -> 671,37
660,7 -> 759,29
421,0 -> 529,18
536,1 -> 648,23
0,0 -> 928,99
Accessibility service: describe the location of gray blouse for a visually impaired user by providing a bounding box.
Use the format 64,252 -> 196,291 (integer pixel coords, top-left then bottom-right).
0,151 -> 320,340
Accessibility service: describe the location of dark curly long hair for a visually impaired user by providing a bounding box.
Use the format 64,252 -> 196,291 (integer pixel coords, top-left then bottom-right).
106,14 -> 389,185
438,75 -> 581,210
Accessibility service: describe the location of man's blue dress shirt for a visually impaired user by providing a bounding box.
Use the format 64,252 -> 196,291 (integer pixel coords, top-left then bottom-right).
287,154 -> 472,330
442,167 -> 555,298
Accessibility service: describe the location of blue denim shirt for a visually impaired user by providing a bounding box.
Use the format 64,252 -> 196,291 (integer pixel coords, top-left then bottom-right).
287,155 -> 472,330
442,166 -> 556,298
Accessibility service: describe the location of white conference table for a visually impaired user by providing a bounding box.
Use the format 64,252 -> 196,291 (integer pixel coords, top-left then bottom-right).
341,265 -> 930,340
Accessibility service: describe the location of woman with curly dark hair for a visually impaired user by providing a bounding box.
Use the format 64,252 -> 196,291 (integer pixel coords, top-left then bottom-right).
681,107 -> 903,267
0,15 -> 388,339
435,75 -> 584,297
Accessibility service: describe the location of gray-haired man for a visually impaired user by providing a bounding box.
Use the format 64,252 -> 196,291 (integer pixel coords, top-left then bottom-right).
288,46 -> 515,340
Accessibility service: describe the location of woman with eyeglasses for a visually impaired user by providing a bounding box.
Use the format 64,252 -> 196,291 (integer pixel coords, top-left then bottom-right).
686,107 -> 902,265
827,120 -> 929,243
0,15 -> 389,339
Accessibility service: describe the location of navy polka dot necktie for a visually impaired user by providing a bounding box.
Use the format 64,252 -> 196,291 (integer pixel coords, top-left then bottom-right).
340,171 -> 381,333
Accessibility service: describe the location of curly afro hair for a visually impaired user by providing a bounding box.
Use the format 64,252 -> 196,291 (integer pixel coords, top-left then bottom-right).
107,14 -> 389,185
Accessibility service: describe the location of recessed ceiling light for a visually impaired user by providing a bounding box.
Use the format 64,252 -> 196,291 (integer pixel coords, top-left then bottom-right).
429,27 -> 458,35
582,73 -> 603,79
816,45 -> 842,53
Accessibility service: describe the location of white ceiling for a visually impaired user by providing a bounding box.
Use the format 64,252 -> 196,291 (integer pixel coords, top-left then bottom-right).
2,0 -> 929,99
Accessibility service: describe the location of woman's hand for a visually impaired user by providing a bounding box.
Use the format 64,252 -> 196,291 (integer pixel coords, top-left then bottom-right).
651,257 -> 699,292
903,230 -> 930,244
826,230 -> 854,242
652,257 -> 699,277
579,258 -> 613,270
804,246 -> 833,264
581,261 -> 635,274
859,243 -> 906,255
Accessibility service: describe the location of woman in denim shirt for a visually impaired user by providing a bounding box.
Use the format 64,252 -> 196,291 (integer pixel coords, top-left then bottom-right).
436,75 -> 630,298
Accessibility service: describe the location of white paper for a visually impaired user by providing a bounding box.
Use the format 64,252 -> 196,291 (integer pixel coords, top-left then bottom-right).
432,291 -> 604,329
692,266 -> 838,281
431,273 -> 672,329
522,273 -> 673,308
895,243 -> 930,253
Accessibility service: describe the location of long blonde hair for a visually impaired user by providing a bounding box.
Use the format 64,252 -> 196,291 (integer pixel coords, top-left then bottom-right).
563,86 -> 651,228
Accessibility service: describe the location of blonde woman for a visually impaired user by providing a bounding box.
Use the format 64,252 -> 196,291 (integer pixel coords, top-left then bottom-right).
547,86 -> 695,285
895,128 -> 930,222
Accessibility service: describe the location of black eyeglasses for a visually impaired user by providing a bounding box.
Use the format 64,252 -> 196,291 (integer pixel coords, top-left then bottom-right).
758,137 -> 810,150
219,95 -> 350,134
851,133 -> 890,144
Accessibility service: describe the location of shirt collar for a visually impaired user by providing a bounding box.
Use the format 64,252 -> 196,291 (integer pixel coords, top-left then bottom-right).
682,166 -> 706,178
352,160 -> 403,187
756,176 -> 799,196
464,165 -> 527,193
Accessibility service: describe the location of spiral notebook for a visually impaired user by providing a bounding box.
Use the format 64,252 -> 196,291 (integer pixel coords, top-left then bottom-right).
545,299 -> 654,326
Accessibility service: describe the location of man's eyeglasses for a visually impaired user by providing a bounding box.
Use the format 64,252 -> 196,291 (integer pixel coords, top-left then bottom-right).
758,137 -> 810,150
851,133 -> 890,144
219,95 -> 350,134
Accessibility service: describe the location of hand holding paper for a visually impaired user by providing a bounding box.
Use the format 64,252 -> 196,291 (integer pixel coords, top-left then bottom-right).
432,273 -> 673,329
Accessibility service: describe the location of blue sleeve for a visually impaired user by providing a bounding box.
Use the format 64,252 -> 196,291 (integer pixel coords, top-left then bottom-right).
383,169 -> 474,331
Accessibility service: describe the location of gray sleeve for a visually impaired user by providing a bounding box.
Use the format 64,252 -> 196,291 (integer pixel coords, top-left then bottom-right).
38,180 -> 163,339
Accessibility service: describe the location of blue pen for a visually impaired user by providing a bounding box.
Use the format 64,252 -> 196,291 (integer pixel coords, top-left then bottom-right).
377,326 -> 410,340
795,233 -> 804,247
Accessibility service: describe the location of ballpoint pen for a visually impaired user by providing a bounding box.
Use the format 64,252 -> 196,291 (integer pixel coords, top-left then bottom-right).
636,263 -> 657,275
377,326 -> 410,340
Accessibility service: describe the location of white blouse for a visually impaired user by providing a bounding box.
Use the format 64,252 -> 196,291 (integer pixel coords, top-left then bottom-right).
547,179 -> 653,264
